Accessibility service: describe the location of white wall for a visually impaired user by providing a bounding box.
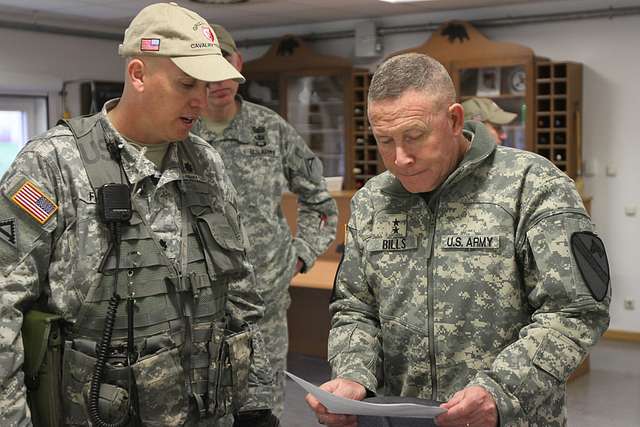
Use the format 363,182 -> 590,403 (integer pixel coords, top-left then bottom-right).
0,0 -> 637,333
0,27 -> 122,127
483,16 -> 640,334
235,2 -> 640,333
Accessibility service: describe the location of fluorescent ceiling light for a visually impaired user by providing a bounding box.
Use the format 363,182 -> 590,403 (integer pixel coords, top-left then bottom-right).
379,0 -> 438,3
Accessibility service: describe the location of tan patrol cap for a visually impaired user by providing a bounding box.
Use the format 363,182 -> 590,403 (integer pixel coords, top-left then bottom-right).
462,97 -> 516,125
118,2 -> 245,83
211,24 -> 237,55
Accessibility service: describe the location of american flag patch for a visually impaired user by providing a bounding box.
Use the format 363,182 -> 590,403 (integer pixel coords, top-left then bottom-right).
11,180 -> 58,224
140,38 -> 160,52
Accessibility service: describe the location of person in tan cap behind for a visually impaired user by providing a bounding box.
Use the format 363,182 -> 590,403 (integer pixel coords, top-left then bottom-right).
0,3 -> 279,427
461,97 -> 517,145
191,25 -> 338,419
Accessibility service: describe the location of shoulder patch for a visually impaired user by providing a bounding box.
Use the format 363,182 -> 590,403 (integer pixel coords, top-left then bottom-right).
0,218 -> 17,247
570,231 -> 610,301
10,180 -> 58,225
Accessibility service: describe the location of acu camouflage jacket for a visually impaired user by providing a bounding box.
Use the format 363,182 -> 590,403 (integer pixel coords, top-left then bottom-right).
328,121 -> 610,427
192,97 -> 338,299
0,101 -> 273,425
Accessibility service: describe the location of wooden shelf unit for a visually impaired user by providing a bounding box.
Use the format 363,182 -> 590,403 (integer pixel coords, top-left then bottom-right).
344,22 -> 584,190
349,69 -> 384,190
534,61 -> 583,178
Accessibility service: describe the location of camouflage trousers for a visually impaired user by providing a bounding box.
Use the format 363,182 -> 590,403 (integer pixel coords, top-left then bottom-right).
259,288 -> 291,418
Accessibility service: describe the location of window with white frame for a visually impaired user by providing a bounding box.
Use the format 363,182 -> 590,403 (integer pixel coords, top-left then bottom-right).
0,95 -> 48,177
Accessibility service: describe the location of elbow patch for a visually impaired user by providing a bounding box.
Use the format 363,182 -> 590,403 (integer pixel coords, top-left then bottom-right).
532,332 -> 583,383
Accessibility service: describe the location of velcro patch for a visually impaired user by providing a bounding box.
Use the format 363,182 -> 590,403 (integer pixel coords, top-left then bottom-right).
570,231 -> 610,301
366,236 -> 418,252
140,38 -> 160,51
0,218 -> 17,248
441,235 -> 500,250
11,180 -> 58,224
373,213 -> 407,237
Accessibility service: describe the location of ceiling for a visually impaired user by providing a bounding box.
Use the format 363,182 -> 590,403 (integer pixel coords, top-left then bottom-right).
0,0 -> 551,33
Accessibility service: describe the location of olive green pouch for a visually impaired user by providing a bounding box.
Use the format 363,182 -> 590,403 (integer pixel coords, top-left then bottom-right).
208,320 -> 251,416
22,310 -> 64,427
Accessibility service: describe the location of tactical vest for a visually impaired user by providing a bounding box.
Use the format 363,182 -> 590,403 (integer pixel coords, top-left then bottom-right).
56,115 -> 252,425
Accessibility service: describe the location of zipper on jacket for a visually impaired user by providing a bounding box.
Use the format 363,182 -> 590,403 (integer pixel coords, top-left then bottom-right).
426,199 -> 439,400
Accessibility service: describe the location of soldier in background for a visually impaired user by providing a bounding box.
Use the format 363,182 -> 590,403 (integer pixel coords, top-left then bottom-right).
191,25 -> 338,417
0,3 -> 277,426
306,53 -> 610,427
461,97 -> 517,145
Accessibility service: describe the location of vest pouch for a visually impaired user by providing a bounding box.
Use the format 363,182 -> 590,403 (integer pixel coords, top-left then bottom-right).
225,327 -> 251,408
208,320 -> 251,416
194,211 -> 248,281
208,322 -> 227,416
132,346 -> 189,426
80,383 -> 129,424
22,310 -> 64,427
61,341 -> 130,425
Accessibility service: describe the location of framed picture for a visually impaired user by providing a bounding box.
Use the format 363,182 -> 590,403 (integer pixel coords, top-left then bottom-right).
476,67 -> 501,96
508,68 -> 526,94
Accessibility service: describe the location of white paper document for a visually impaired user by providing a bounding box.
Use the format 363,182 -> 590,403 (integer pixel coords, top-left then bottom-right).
285,371 -> 446,418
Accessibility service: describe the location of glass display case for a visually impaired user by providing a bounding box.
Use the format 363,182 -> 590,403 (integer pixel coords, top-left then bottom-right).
285,75 -> 346,177
241,35 -> 354,182
457,65 -> 528,150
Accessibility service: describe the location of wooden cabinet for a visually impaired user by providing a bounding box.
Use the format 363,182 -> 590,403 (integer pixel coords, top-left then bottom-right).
392,21 -> 536,152
241,35 -> 356,179
535,61 -> 583,178
349,70 -> 384,189
282,191 -> 354,357
346,21 -> 584,187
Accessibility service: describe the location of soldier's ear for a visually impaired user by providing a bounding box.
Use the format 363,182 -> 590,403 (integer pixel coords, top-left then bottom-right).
448,103 -> 464,136
127,58 -> 146,92
230,52 -> 243,73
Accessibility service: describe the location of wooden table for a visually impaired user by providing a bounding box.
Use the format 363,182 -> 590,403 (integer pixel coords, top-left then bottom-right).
288,260 -> 339,358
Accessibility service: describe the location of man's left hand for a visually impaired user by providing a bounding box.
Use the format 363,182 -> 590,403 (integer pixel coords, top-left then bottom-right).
295,258 -> 304,274
435,386 -> 498,427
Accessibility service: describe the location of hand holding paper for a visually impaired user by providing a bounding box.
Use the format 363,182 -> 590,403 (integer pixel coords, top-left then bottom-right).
287,371 -> 446,418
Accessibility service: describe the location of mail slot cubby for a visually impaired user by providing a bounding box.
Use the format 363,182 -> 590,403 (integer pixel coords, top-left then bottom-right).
553,114 -> 566,129
537,131 -> 550,146
537,115 -> 550,129
537,98 -> 551,112
349,69 -> 383,188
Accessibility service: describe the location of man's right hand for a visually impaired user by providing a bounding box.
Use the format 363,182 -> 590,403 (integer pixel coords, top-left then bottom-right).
304,378 -> 367,427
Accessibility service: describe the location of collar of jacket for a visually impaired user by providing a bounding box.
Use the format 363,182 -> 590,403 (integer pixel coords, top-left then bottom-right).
224,94 -> 246,132
381,120 -> 497,198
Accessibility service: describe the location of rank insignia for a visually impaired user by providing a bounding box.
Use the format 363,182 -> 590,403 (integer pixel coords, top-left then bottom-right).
374,213 -> 407,237
0,218 -> 17,248
252,126 -> 267,147
11,180 -> 58,224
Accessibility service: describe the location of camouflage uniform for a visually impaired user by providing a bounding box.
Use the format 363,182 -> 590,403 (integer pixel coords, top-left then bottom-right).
192,97 -> 338,416
0,100 -> 273,425
328,121 -> 610,426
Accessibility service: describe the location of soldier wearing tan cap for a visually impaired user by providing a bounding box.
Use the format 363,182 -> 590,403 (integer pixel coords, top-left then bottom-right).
461,97 -> 517,145
192,25 -> 338,418
0,3 -> 279,426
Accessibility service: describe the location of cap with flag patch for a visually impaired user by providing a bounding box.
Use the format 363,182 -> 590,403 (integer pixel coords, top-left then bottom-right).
461,97 -> 517,125
118,2 -> 245,83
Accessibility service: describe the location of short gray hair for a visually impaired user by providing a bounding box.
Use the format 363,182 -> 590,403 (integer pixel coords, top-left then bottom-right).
368,53 -> 456,107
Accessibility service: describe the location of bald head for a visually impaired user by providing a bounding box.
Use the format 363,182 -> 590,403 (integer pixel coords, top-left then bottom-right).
368,53 -> 456,110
